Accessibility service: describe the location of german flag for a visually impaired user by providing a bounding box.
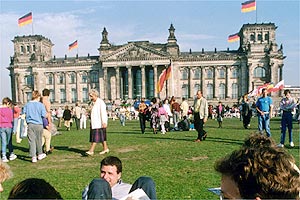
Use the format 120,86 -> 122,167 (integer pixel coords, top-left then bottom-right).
68,40 -> 78,51
241,0 -> 256,13
228,33 -> 240,43
18,12 -> 32,27
156,64 -> 172,93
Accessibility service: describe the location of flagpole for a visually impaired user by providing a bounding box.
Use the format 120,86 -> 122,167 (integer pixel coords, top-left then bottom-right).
171,59 -> 174,97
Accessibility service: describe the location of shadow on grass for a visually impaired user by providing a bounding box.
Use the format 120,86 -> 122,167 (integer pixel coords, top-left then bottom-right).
54,146 -> 88,157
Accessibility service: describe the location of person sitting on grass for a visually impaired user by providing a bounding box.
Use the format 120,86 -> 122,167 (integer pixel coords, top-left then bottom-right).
82,156 -> 157,200
214,134 -> 300,199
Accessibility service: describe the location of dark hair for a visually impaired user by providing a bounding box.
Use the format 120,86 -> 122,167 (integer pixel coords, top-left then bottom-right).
101,156 -> 122,174
8,178 -> 62,199
151,97 -> 157,104
42,88 -> 50,96
284,89 -> 290,95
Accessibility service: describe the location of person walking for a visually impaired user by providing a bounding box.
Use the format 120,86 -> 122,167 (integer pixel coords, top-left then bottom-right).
119,105 -> 126,126
170,97 -> 180,130
278,89 -> 297,148
216,101 -> 225,128
86,89 -> 109,155
138,98 -> 148,134
193,90 -> 208,142
241,94 -> 252,129
180,97 -> 189,119
158,102 -> 168,134
80,106 -> 87,129
0,97 -> 17,162
256,88 -> 273,137
56,107 -> 63,128
74,103 -> 81,130
149,98 -> 159,134
22,90 -> 47,163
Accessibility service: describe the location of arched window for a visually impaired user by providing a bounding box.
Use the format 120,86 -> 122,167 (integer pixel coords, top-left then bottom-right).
265,33 -> 269,41
49,89 -> 55,103
254,67 -> 266,78
33,45 -> 36,52
258,34 -> 262,41
27,45 -> 30,53
232,68 -> 238,78
181,69 -> 188,80
194,84 -> 201,96
232,83 -> 238,99
194,68 -> 201,80
25,75 -> 33,86
207,68 -> 213,79
70,73 -> 76,84
60,89 -> 66,103
48,74 -> 53,85
182,84 -> 189,99
20,46 -> 24,53
207,84 -> 213,100
219,83 -> 225,99
82,73 -> 88,83
71,88 -> 77,103
59,74 -> 64,84
219,68 -> 225,79
250,34 -> 255,41
82,88 -> 88,102
91,71 -> 99,83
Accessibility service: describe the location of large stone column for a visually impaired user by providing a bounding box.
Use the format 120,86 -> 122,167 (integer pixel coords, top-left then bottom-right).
141,65 -> 146,98
54,73 -> 59,103
65,73 -> 70,103
115,67 -> 120,100
213,67 -> 217,98
201,67 -> 205,97
76,72 -> 81,102
226,66 -> 230,98
188,67 -> 192,98
154,65 -> 158,95
127,66 -> 132,99
103,68 -> 108,100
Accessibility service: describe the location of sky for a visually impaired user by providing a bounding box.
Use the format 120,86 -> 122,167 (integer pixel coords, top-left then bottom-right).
0,0 -> 299,100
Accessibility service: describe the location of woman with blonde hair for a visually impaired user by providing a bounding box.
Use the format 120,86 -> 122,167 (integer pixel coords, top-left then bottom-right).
0,161 -> 13,192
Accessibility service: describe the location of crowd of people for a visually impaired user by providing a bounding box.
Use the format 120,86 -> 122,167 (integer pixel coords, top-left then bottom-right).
0,87 -> 300,199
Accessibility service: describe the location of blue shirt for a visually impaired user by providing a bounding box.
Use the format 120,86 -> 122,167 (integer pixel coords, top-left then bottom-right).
256,96 -> 272,112
22,100 -> 47,125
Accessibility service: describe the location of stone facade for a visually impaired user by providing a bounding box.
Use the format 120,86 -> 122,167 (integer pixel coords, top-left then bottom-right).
7,23 -> 285,107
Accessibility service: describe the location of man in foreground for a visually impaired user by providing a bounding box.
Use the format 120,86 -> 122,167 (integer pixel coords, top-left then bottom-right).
193,90 -> 208,142
82,156 -> 156,200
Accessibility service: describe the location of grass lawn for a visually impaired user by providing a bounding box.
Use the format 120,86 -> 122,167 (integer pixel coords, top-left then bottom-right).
1,117 -> 299,199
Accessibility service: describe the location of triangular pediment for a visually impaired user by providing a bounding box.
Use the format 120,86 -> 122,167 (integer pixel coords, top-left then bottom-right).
102,43 -> 168,61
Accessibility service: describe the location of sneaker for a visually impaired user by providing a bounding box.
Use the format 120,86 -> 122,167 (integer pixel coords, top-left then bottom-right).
290,142 -> 295,147
277,143 -> 284,148
9,153 -> 17,161
32,157 -> 37,163
37,153 -> 47,160
2,156 -> 9,163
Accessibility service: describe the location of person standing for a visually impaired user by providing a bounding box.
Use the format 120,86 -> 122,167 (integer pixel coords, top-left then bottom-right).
149,98 -> 159,134
12,103 -> 21,135
22,91 -> 47,163
163,99 -> 172,132
256,88 -> 273,137
56,107 -> 63,128
158,102 -> 168,134
216,101 -> 225,128
74,103 -> 81,130
180,97 -> 189,119
193,90 -> 208,142
119,105 -> 126,126
0,97 -> 17,162
278,89 -> 297,148
62,106 -> 72,131
138,98 -> 147,134
80,106 -> 87,129
170,97 -> 180,130
241,94 -> 252,129
86,89 -> 109,155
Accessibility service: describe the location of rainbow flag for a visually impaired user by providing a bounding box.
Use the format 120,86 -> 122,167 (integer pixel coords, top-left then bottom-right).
18,12 -> 32,27
228,33 -> 240,42
241,0 -> 256,13
68,40 -> 78,51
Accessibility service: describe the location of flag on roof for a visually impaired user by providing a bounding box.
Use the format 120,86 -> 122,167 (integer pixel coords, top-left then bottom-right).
18,12 -> 32,27
228,33 -> 240,42
241,0 -> 256,13
68,40 -> 78,51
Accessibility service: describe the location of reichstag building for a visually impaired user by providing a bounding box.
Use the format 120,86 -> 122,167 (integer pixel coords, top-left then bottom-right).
8,23 -> 285,107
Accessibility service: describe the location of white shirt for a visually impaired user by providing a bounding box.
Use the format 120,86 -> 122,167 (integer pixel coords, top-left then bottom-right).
90,98 -> 108,129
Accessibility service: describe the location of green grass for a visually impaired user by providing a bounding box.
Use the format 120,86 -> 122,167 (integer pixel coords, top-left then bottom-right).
1,117 -> 299,199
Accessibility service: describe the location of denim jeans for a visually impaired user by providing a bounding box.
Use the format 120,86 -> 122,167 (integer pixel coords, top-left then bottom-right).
258,114 -> 271,137
0,127 -> 13,156
280,111 -> 293,144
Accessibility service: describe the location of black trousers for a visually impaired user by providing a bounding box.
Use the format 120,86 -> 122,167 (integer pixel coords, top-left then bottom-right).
194,112 -> 205,140
139,113 -> 146,133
